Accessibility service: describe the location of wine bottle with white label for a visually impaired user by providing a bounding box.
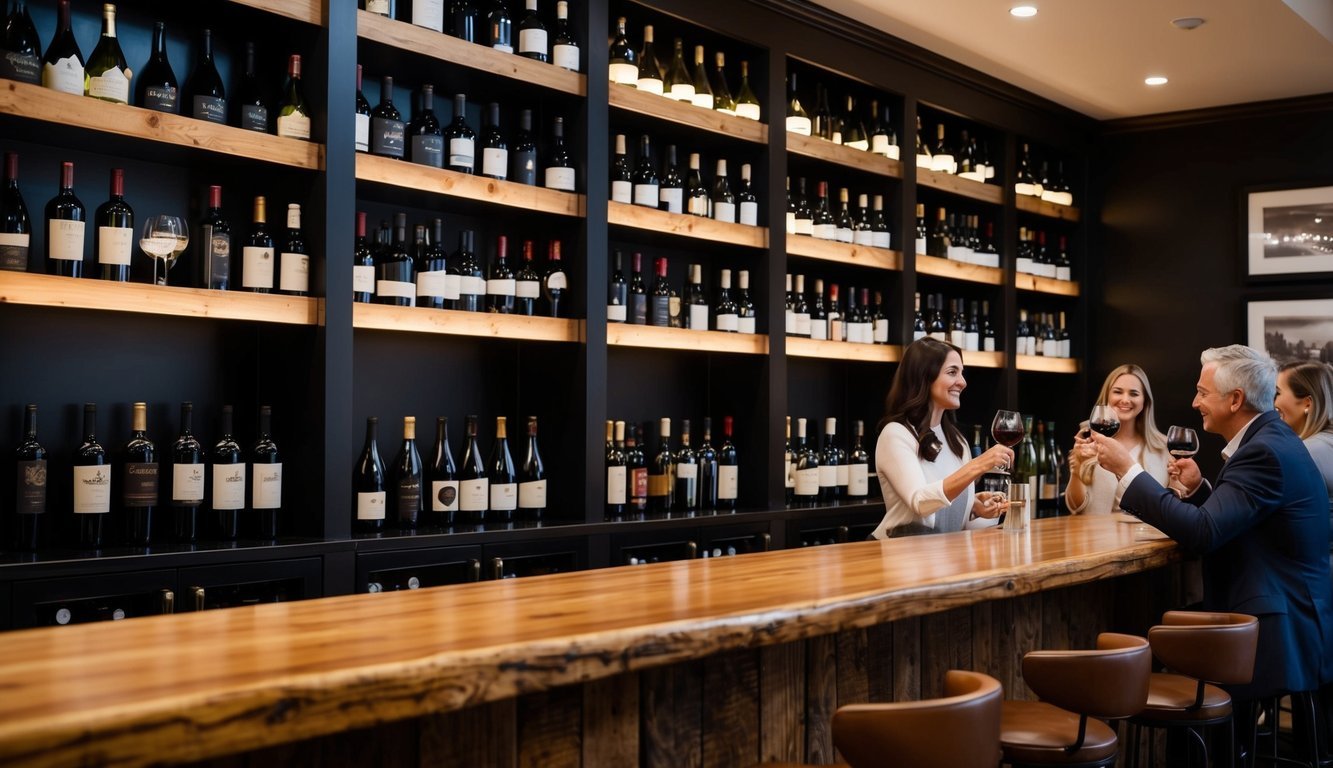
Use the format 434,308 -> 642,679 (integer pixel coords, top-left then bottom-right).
415,218 -> 449,309
674,419 -> 699,511
480,102 -> 507,180
551,1 -> 578,71
711,159 -> 735,223
136,22 -> 178,113
610,134 -> 632,204
717,416 -> 739,509
519,416 -> 545,517
715,268 -> 738,333
736,164 -> 758,227
444,92 -> 475,173
847,420 -> 870,498
353,212 -> 375,303
663,38 -> 693,102
0,152 -> 31,272
94,168 -> 133,282
354,416 -> 386,533
428,416 -> 458,525
186,29 -> 226,124
250,405 -> 282,540
712,53 -> 734,114
607,16 -> 636,86
517,0 -> 547,62
453,228 -> 483,311
41,0 -> 83,96
514,239 -> 539,315
85,3 -> 129,105
605,420 -> 626,516
392,416 -> 423,529
736,270 -> 756,334
171,402 -> 204,542
1,0 -> 42,85
734,61 -> 760,121
689,45 -> 712,108
278,203 -> 309,296
13,403 -> 46,551
354,65 -> 371,153
377,213 -> 416,306
212,405 -> 244,540
45,161 -> 85,278
241,196 -> 274,293
785,72 -> 811,136
631,134 -> 658,208
794,417 -> 820,505
122,402 -> 158,546
543,116 -> 576,191
414,0 -> 445,33
486,234 -> 515,313
408,85 -> 444,168
276,54 -> 311,140
74,403 -> 111,549
459,416 -> 489,520
685,263 -> 708,330
636,25 -> 662,94
542,240 -> 566,317
607,250 -> 628,323
488,416 -> 517,519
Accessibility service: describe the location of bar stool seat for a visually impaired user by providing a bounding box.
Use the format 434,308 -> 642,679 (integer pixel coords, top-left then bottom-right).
1140,673 -> 1232,722
1001,699 -> 1120,764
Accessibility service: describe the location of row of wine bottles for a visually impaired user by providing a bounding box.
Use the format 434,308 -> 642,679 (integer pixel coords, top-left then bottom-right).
1015,143 -> 1075,206
785,178 -> 892,248
607,19 -> 761,120
1015,228 -> 1073,281
782,274 -> 892,345
8,402 -> 281,552
364,0 -> 580,72
915,205 -> 1001,269
354,212 -> 568,315
910,118 -> 996,181
0,1 -> 310,138
783,416 -> 873,504
1016,310 -> 1072,359
784,73 -> 900,159
911,293 -> 999,354
611,135 -> 759,225
606,255 -> 756,332
604,416 -> 739,516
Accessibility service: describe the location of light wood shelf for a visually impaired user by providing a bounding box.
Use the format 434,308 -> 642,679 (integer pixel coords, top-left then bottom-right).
607,202 -> 769,249
917,168 -> 1003,205
0,271 -> 321,325
357,154 -> 585,217
608,324 -> 768,355
786,132 -> 902,178
1016,273 -> 1080,297
1016,354 -> 1079,374
914,254 -> 1005,285
787,237 -> 901,271
230,0 -> 321,25
965,350 -> 1006,369
354,303 -> 581,342
787,337 -> 902,363
609,84 -> 767,144
1015,195 -> 1081,222
0,80 -> 323,170
357,11 -> 586,96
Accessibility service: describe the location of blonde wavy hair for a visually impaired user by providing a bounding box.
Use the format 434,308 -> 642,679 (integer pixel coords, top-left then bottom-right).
1278,360 -> 1333,440
1077,364 -> 1168,484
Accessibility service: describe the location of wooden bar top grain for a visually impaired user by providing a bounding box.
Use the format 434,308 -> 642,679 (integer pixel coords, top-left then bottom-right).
0,516 -> 1178,767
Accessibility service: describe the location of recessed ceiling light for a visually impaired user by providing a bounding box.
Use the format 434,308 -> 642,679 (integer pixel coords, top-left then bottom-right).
1171,17 -> 1206,30
1010,5 -> 1038,18
1145,76 -> 1169,86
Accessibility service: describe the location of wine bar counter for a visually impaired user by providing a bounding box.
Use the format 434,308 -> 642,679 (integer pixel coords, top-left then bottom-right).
0,516 -> 1186,768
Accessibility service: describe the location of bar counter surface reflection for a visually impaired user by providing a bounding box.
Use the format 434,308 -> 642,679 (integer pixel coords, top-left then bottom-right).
0,516 -> 1180,767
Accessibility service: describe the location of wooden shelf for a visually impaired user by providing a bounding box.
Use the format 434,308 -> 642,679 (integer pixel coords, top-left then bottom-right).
786,132 -> 902,178
787,337 -> 902,363
1016,355 -> 1079,374
1015,195 -> 1081,222
965,350 -> 1006,369
607,202 -> 769,249
608,324 -> 769,355
787,237 -> 901,271
1016,273 -> 1080,297
357,11 -> 586,96
357,154 -> 585,217
0,271 -> 321,325
609,84 -> 767,144
914,254 -> 1005,285
0,80 -> 323,170
917,168 -> 1003,205
354,303 -> 581,342
230,0 -> 321,25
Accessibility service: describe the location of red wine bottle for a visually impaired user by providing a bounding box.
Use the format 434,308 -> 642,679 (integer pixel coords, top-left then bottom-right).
392,416 -> 423,528
459,414 -> 488,522
488,416 -> 517,520
375,212 -> 415,306
211,405 -> 244,540
74,403 -> 110,550
45,160 -> 85,277
409,84 -> 444,169
198,185 -> 230,290
354,416 -> 386,533
122,402 -> 159,547
14,403 -> 46,551
370,75 -> 405,160
0,151 -> 31,272
428,416 -> 458,526
95,168 -> 133,282
171,402 -> 204,543
250,406 -> 282,539
718,416 -> 738,509
514,239 -> 539,316
518,416 -> 545,518
354,64 -> 371,153
353,211 -> 375,303
443,92 -> 474,173
605,420 -> 626,517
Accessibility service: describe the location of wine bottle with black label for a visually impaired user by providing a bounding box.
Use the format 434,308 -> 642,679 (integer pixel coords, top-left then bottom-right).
74,403 -> 111,549
186,29 -> 226,124
235,42 -> 268,133
0,152 -> 32,272
392,416 -> 423,529
428,416 -> 458,526
408,85 -> 444,168
628,252 -> 647,325
136,22 -> 178,113
41,0 -> 83,95
13,403 -> 46,551
122,402 -> 159,546
45,161 -> 85,277
171,402 -> 204,542
95,168 -> 133,282
250,406 -> 282,540
0,0 -> 42,84
372,75 -> 405,159
510,108 -> 537,185
354,416 -> 386,533
212,405 -> 244,540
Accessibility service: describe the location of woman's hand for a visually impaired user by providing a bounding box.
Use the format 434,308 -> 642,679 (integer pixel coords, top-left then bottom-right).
972,491 -> 1009,519
969,443 -> 1014,477
1067,430 -> 1097,480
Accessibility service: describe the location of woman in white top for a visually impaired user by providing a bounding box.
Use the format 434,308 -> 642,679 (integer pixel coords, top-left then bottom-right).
1274,360 -> 1333,499
1066,364 -> 1171,514
870,338 -> 1014,539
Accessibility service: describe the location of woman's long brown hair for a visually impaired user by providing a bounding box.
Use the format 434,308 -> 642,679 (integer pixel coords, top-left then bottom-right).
876,338 -> 968,461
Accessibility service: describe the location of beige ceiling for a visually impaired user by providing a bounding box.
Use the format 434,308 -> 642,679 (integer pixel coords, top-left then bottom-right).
808,0 -> 1333,120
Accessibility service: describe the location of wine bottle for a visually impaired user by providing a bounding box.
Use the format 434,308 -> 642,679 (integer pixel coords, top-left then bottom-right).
735,60 -> 760,121
631,134 -> 658,208
392,416 -> 423,528
136,21 -> 178,113
628,251 -> 647,325
711,159 -> 735,223
186,29 -> 226,124
458,415 -> 488,521
1,0 -> 41,84
480,102 -> 507,179
625,422 -> 647,513
685,153 -> 707,217
371,75 -> 405,159
873,289 -> 889,344
486,234 -> 515,313
793,177 -> 813,236
45,161 -> 85,277
711,52 -> 735,115
664,38 -> 693,102
842,95 -> 868,151
74,403 -> 111,549
783,415 -> 794,504
354,65 -> 371,152
870,194 -> 890,249
737,163 -> 758,227
808,278 -> 827,340
276,54 -> 311,140
793,417 -> 820,505
376,212 -> 415,306
685,262 -> 707,330
240,196 -> 274,292
932,124 -> 956,174
607,249 -> 628,323
41,0 -> 83,96
847,420 -> 869,497
736,270 -> 756,334
94,168 -> 132,282
812,83 -> 832,141
551,1 -> 578,71
235,42 -> 268,132
649,255 -> 670,327
715,268 -> 738,332
354,416 -> 386,533
607,16 -> 636,85
193,185 -> 230,290
510,107 -> 537,185
408,84 -> 444,168
792,273 -> 810,336
85,3 -> 129,105
250,405 -> 281,540
486,0 -> 513,53
605,420 -> 626,516
0,152 -> 30,272
869,100 -> 897,158
834,187 -> 853,243
1015,143 -> 1037,197
13,403 -> 46,550
718,416 -> 738,509
811,181 -> 835,240
415,217 -> 449,309
353,211 -> 375,303
211,405 -> 244,540
364,0 -> 393,16
914,116 -> 932,169
444,92 -> 474,172
121,402 -> 158,546
542,240 -> 567,317
278,203 -> 308,296
487,416 -> 517,519
414,0 -> 445,33
659,144 -> 683,213
514,238 -> 539,315
827,283 -> 842,341
517,0 -> 546,62
648,417 -> 673,512
518,416 -> 545,517
171,402 -> 204,543
696,417 -> 718,509
428,416 -> 459,526
543,116 -> 575,191
674,419 -> 698,511
453,228 -> 483,311
635,25 -> 662,94
689,45 -> 712,108
610,133 -> 632,204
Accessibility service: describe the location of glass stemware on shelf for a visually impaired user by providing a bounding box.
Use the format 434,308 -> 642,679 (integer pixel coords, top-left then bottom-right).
140,214 -> 188,286
990,409 -> 1023,474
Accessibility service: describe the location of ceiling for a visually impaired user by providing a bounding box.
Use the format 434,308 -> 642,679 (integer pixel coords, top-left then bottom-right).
807,0 -> 1333,120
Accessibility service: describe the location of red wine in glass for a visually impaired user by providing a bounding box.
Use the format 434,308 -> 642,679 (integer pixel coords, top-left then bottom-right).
992,426 -> 1025,446
1089,420 -> 1120,437
1166,426 -> 1199,458
990,410 -> 1023,474
1086,405 -> 1120,438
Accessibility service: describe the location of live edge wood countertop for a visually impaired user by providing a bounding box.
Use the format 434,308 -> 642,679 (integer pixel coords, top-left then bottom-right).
0,516 -> 1178,767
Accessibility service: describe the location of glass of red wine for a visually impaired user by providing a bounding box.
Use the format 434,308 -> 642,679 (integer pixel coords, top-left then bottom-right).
1087,405 -> 1121,438
1166,426 -> 1199,497
990,409 -> 1024,473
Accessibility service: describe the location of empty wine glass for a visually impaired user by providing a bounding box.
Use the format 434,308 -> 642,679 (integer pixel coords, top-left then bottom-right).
140,215 -> 188,286
1087,405 -> 1121,438
990,409 -> 1023,474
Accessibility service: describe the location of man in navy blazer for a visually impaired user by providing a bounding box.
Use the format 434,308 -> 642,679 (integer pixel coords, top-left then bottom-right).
1091,345 -> 1332,754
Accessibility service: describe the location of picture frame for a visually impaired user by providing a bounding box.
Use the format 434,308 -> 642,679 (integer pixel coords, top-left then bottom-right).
1246,184 -> 1333,277
1246,298 -> 1333,363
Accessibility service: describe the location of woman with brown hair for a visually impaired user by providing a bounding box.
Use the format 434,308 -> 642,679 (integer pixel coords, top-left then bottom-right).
1066,364 -> 1171,514
1274,360 -> 1333,496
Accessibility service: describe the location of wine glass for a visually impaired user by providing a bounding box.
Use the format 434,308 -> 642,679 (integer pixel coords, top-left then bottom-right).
140,215 -> 188,286
990,409 -> 1023,474
1166,425 -> 1200,496
1087,405 -> 1121,438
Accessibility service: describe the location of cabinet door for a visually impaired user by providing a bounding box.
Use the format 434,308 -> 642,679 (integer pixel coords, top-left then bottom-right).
12,569 -> 177,628
484,538 -> 585,580
176,558 -> 323,612
612,530 -> 699,567
699,523 -> 772,558
356,546 -> 483,593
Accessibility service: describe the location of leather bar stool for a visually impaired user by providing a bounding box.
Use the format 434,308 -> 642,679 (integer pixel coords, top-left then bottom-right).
1125,611 -> 1259,768
1256,691 -> 1329,768
1000,632 -> 1152,768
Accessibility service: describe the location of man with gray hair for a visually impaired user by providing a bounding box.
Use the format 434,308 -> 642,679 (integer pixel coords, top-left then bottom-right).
1091,344 -> 1332,762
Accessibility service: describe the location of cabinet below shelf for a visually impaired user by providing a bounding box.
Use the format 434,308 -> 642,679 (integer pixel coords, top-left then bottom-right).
0,271 -> 321,325
609,84 -> 767,144
608,324 -> 768,355
915,254 -> 1005,285
1016,355 -> 1079,374
608,202 -> 769,249
786,132 -> 902,179
353,303 -> 582,342
787,237 -> 901,271
787,337 -> 901,363
1015,195 -> 1081,222
356,154 -> 585,217
916,168 -> 1003,205
1016,273 -> 1080,297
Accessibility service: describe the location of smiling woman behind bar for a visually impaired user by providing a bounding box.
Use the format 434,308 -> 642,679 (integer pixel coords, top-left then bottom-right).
1066,363 -> 1170,514
869,338 -> 1014,539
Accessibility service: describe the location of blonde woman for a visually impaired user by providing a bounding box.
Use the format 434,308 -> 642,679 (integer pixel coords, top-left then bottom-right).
1274,360 -> 1333,497
1066,364 -> 1171,514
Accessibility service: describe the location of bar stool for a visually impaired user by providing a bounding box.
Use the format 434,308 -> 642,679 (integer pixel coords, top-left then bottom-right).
1256,691 -> 1329,768
1000,632 -> 1151,768
1125,611 -> 1259,768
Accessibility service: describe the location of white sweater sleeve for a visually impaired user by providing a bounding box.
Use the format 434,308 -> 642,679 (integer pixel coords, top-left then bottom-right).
876,422 -> 953,518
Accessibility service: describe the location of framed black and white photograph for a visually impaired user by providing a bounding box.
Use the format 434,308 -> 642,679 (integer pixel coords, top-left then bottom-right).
1247,298 -> 1333,363
1246,184 -> 1333,277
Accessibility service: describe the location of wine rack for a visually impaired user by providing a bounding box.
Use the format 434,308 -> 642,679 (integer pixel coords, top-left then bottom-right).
353,304 -> 582,342
608,201 -> 768,248
785,237 -> 901,271
356,154 -> 586,217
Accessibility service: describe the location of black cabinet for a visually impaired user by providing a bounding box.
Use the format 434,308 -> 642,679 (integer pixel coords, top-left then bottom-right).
12,569 -> 177,628
177,558 -> 323,611
485,538 -> 585,579
356,545 -> 482,593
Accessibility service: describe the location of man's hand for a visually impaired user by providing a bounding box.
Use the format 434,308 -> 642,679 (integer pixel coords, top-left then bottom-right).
1167,457 -> 1203,497
1087,431 -> 1134,478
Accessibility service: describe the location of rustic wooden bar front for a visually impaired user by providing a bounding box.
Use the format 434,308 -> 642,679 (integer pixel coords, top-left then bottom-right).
0,517 -> 1188,767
